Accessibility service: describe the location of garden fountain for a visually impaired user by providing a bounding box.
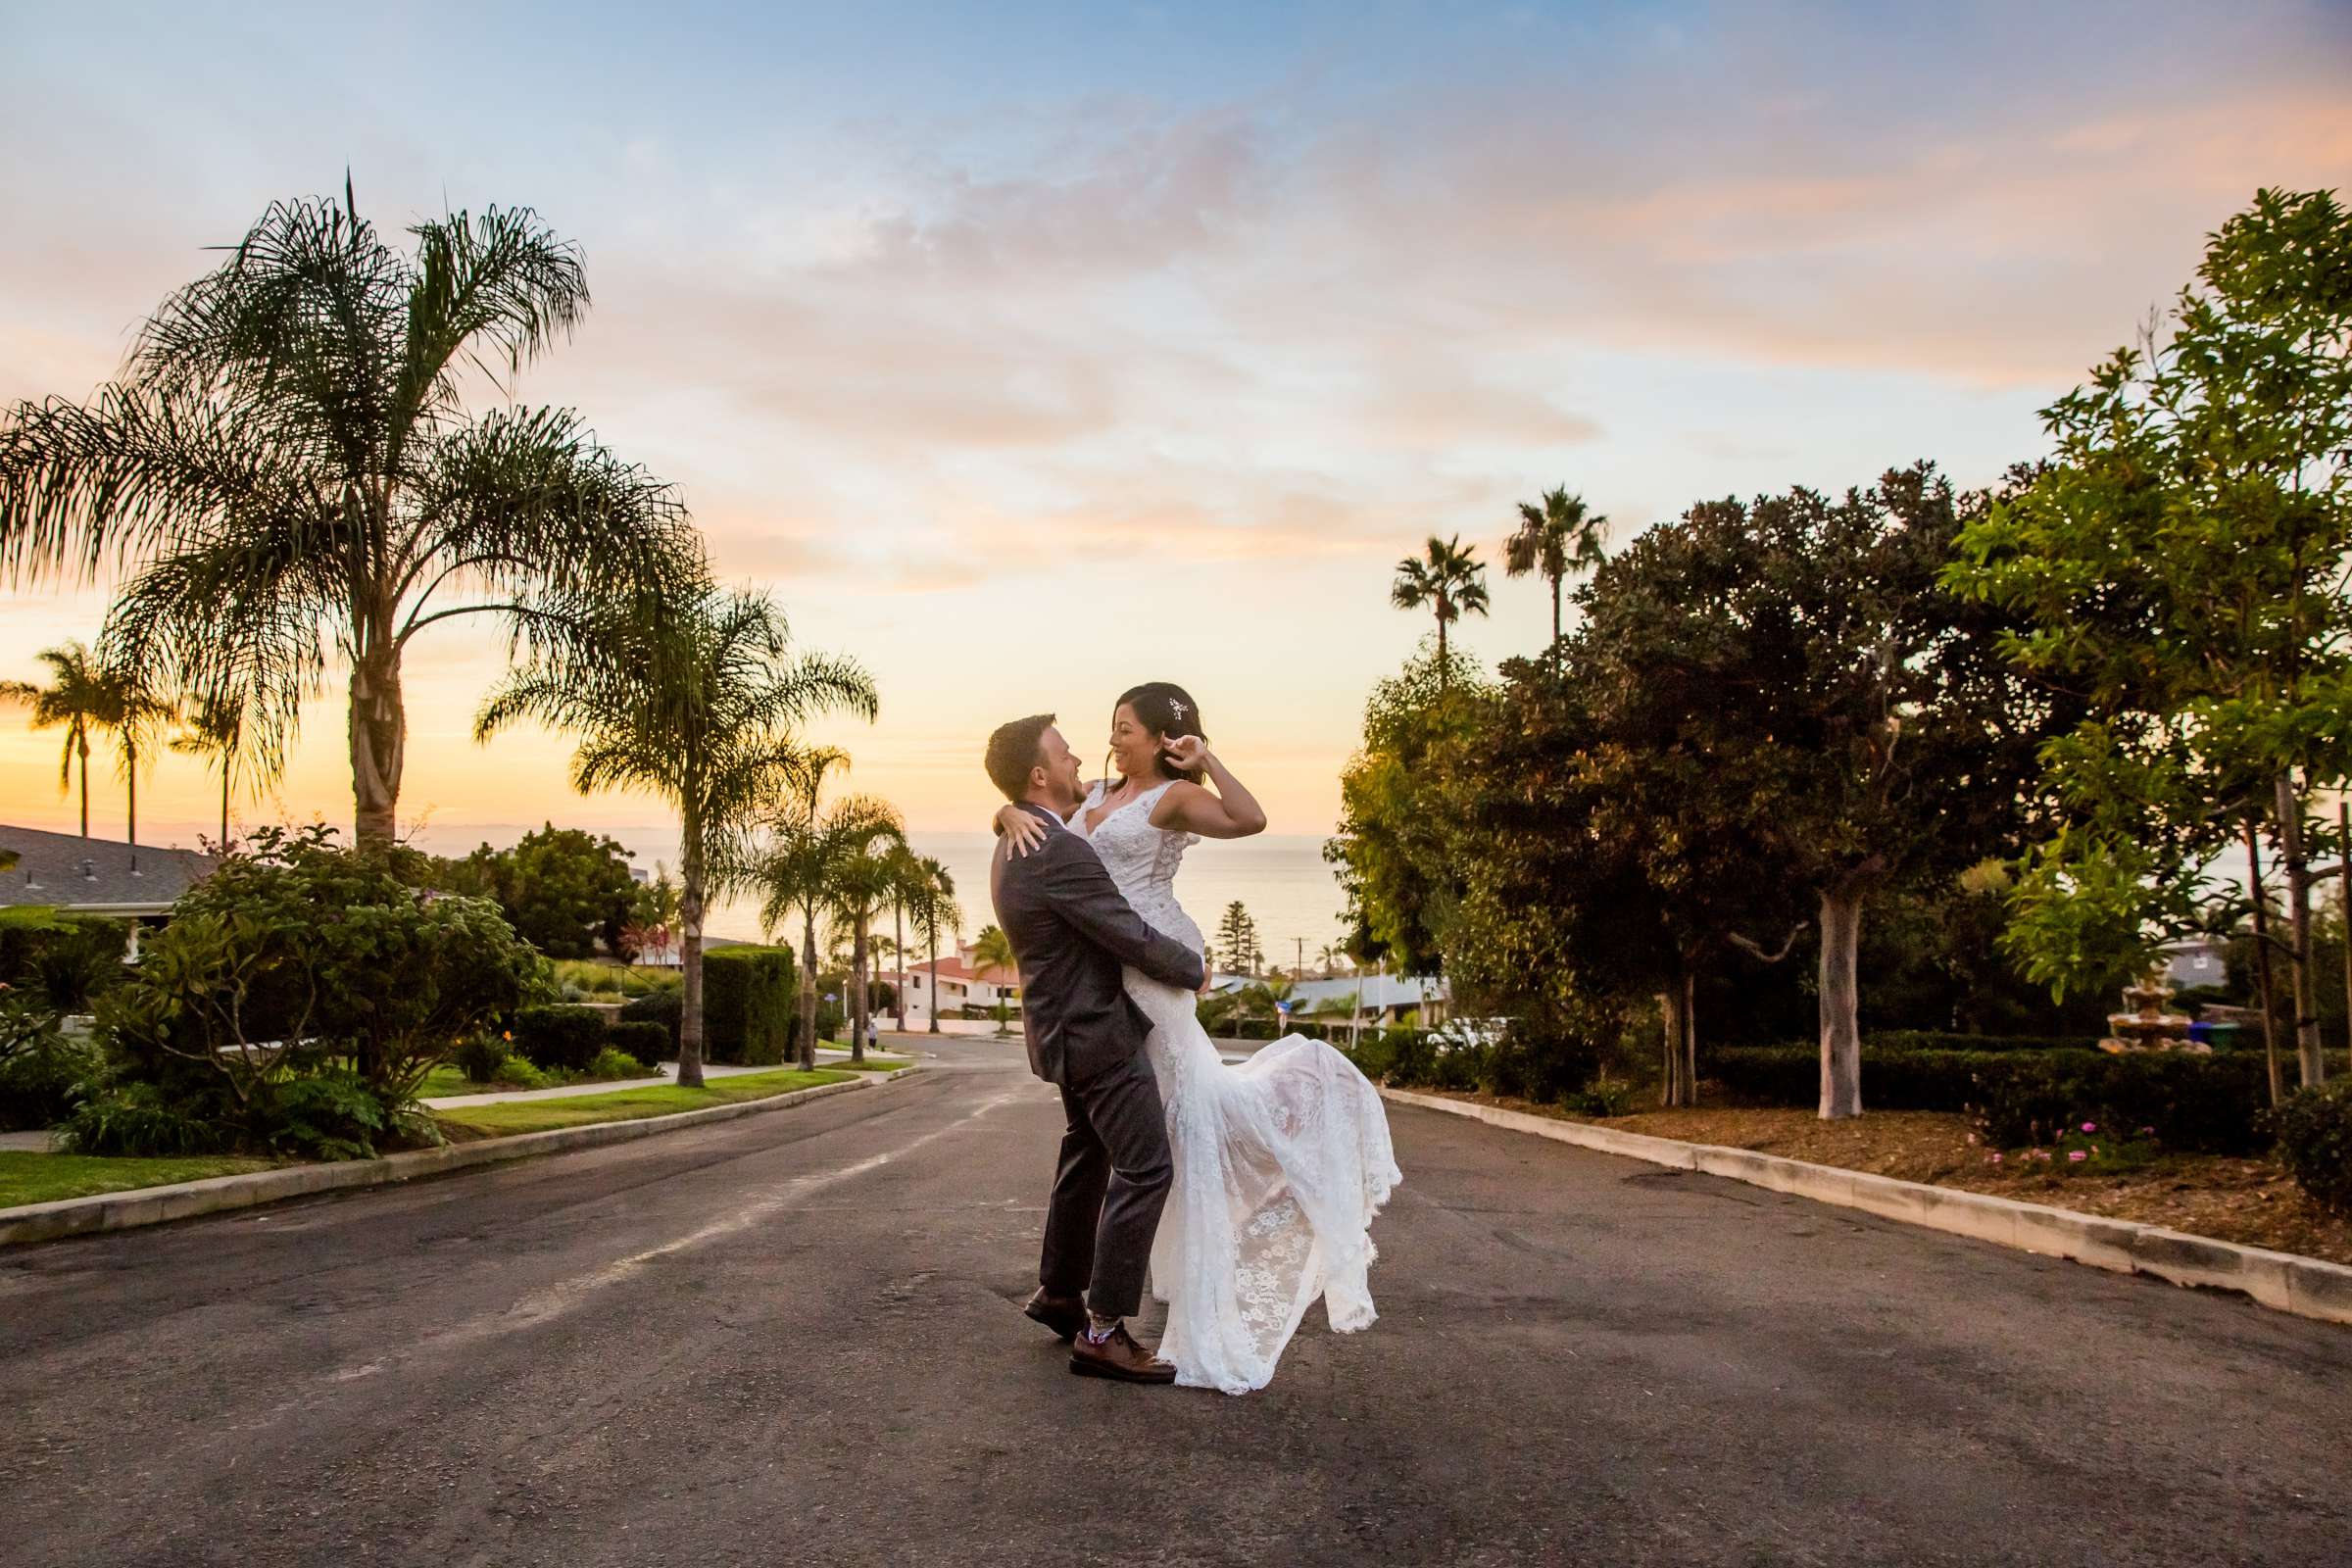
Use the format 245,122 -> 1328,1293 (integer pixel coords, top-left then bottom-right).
2098,967 -> 2205,1054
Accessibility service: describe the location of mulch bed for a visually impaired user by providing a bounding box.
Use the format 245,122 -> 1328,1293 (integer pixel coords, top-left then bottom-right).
1425,1093 -> 2352,1269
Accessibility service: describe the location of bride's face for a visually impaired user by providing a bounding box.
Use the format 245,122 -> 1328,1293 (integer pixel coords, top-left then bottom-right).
1108,703 -> 1164,782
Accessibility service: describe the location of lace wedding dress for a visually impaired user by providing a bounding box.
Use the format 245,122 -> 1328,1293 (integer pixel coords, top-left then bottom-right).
1073,778 -> 1401,1395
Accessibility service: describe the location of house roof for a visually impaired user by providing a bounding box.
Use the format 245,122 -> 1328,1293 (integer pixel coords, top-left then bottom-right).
0,823 -> 217,914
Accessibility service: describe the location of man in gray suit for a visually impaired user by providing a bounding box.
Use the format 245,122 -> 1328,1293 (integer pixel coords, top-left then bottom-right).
986,713 -> 1207,1384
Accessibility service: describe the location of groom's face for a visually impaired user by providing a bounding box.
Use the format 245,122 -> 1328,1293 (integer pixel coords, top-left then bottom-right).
1033,725 -> 1084,810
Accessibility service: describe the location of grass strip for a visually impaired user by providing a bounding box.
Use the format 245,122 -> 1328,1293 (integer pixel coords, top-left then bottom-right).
0,1152 -> 276,1209
432,1066 -> 865,1136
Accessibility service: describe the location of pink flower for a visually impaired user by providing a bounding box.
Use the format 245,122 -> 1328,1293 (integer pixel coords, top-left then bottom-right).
2082,1122 -> 2097,1134
2068,1150 -> 2087,1162
1988,1152 -> 2003,1164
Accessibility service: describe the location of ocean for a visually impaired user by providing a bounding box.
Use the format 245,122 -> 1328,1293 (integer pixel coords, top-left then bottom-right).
704,830 -> 1350,966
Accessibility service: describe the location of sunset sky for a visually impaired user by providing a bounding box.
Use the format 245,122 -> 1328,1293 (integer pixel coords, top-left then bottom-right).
4,1 -> 2350,862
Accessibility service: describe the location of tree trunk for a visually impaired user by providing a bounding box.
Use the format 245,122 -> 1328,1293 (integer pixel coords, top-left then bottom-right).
124,736 -> 138,872
798,904 -> 820,1072
2277,773 -> 2326,1087
2245,819 -> 2285,1108
677,808 -> 707,1090
220,757 -> 231,850
893,900 -> 907,1032
851,913 -> 869,1065
76,736 -> 89,838
349,650 -> 406,849
927,918 -> 942,1034
1550,576 -> 1563,672
1436,615 -> 1448,690
1659,958 -> 1698,1108
1818,881 -> 1867,1120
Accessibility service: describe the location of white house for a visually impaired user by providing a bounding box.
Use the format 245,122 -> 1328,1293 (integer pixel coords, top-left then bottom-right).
889,942 -> 1020,1024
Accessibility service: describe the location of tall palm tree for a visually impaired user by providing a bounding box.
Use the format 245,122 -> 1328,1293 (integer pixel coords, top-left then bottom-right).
1390,533 -> 1490,690
970,923 -> 1018,1036
749,763 -> 902,1071
910,856 -> 958,1034
1505,486 -> 1608,667
883,842 -> 929,1033
106,666 -> 176,868
0,186 -> 701,848
3,641 -> 113,837
476,586 -> 876,1087
826,811 -> 911,1065
170,692 -> 252,850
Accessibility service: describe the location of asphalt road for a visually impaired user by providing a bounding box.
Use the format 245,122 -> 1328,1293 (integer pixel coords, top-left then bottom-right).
2,1036 -> 2347,1567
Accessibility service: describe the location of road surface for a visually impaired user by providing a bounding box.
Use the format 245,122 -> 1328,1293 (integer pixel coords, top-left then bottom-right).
2,1035 -> 2346,1566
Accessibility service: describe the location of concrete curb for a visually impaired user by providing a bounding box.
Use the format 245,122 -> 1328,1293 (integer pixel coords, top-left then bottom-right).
1380,1086 -> 2352,1328
0,1067 -> 922,1250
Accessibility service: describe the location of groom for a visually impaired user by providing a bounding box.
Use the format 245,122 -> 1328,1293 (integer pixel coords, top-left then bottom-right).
985,713 -> 1207,1384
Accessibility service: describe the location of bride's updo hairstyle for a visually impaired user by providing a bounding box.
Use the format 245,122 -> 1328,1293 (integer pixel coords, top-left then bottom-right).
1115,681 -> 1208,785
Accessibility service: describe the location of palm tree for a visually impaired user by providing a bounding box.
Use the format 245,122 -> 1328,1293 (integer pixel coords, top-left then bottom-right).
749,764 -> 901,1071
0,185 -> 701,848
1316,941 -> 1349,977
1390,533 -> 1490,690
970,923 -> 1018,1036
1504,486 -> 1608,668
826,812 -> 911,1064
476,585 -> 876,1087
107,667 -> 176,867
883,842 -> 930,1033
3,641 -> 113,837
170,692 -> 252,850
909,856 -> 958,1034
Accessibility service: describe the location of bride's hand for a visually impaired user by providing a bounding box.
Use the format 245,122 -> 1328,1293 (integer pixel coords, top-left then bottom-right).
997,804 -> 1050,859
1162,734 -> 1213,773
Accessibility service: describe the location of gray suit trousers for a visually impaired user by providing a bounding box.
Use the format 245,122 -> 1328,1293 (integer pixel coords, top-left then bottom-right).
1039,1051 -> 1171,1319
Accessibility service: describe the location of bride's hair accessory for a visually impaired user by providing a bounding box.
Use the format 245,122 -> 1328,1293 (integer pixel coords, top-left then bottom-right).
1114,681 -> 1208,786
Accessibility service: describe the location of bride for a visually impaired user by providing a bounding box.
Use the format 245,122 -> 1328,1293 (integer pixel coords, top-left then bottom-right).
998,681 -> 1401,1394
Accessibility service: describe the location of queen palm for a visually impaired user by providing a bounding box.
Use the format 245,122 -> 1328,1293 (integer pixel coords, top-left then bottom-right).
0,187 -> 700,848
909,856 -> 958,1035
970,922 -> 1018,1035
882,842 -> 928,1033
170,691 -> 257,850
1505,486 -> 1608,668
826,810 -> 912,1065
1,641 -> 112,837
476,586 -> 876,1087
1390,533 -> 1490,690
748,764 -> 901,1071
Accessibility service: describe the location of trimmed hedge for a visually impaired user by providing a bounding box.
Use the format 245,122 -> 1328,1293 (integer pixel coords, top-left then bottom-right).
511,1004 -> 608,1073
1711,1045 -> 2270,1154
606,1019 -> 672,1068
619,987 -> 681,1048
703,946 -> 796,1065
2271,1081 -> 2352,1214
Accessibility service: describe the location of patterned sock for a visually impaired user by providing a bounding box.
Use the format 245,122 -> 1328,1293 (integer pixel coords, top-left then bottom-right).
1084,1312 -> 1120,1344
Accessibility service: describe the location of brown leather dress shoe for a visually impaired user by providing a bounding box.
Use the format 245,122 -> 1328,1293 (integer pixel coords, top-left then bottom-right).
1067,1323 -> 1177,1384
1024,1288 -> 1086,1342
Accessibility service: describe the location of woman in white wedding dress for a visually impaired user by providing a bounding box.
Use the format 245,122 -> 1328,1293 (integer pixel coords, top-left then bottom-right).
999,682 -> 1401,1395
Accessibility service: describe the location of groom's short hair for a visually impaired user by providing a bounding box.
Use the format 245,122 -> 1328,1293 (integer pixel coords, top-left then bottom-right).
986,713 -> 1056,802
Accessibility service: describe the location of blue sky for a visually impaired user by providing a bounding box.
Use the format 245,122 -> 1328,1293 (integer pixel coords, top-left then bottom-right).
3,1 -> 2348,849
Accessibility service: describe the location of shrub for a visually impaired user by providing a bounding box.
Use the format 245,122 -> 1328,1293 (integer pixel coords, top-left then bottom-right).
1564,1078 -> 1637,1118
606,1020 -> 671,1068
511,1004 -> 608,1073
589,1045 -> 654,1080
703,946 -> 796,1065
265,1069 -> 390,1160
0,906 -> 129,1012
1710,1045 -> 2270,1154
453,1035 -> 511,1085
59,1082 -> 227,1155
0,1000 -> 102,1130
620,988 -> 682,1049
2270,1080 -> 2352,1214
497,1054 -> 549,1090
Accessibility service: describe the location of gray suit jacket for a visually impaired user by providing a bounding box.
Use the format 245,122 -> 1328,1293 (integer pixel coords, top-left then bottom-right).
988,803 -> 1206,1087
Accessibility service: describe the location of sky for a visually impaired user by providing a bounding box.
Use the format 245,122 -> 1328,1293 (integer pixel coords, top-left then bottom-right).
3,0 -> 2350,865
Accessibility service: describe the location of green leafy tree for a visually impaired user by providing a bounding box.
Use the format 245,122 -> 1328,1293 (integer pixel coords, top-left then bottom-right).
1390,534 -> 1490,691
1948,187 -> 2352,1096
476,586 -> 875,1086
0,186 -> 702,847
1504,486 -> 1608,667
441,824 -> 642,959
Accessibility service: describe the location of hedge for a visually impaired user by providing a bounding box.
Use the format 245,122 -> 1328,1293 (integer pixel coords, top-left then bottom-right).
619,988 -> 681,1047
606,1019 -> 673,1069
1711,1045 -> 2270,1154
1763,1030 -> 2099,1054
702,946 -> 796,1065
2270,1081 -> 2352,1214
511,1004 -> 608,1073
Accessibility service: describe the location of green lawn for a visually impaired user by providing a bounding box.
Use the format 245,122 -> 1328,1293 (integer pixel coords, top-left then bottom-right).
432,1066 -> 867,1136
0,1152 -> 276,1210
416,1062 -> 661,1100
